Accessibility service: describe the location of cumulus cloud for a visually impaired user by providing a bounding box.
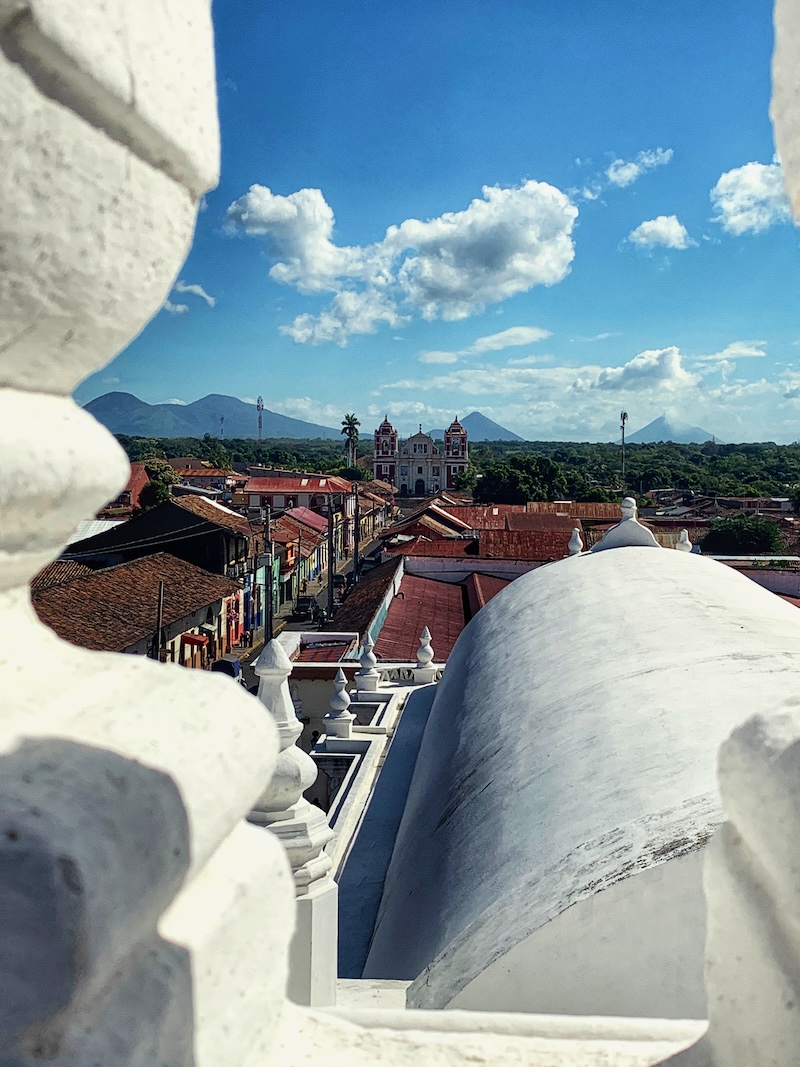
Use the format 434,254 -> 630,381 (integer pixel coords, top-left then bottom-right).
226,180 -> 577,343
590,346 -> 700,392
163,300 -> 188,314
163,398 -> 187,405
277,397 -> 345,424
417,325 -> 551,364
174,280 -> 216,307
281,290 -> 406,346
692,340 -> 767,362
710,160 -> 791,235
606,148 -> 673,188
627,215 -> 695,250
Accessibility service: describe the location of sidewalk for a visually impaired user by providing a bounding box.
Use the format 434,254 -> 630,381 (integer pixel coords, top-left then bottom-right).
278,536 -> 384,631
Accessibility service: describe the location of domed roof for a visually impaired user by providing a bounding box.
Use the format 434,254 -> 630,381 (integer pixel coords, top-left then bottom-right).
363,548 -> 800,1005
376,415 -> 396,433
446,416 -> 466,433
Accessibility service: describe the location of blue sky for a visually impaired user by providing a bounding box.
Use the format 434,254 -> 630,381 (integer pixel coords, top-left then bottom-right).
76,0 -> 800,442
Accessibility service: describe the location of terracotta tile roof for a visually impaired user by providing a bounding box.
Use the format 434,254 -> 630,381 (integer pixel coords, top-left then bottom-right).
33,552 -> 241,653
284,506 -> 329,534
374,575 -> 465,662
464,572 -> 512,616
327,558 -> 402,639
30,560 -> 94,592
525,501 -> 622,521
125,462 -> 151,509
480,529 -> 572,560
388,529 -> 572,561
245,474 -> 352,495
443,504 -> 526,529
172,495 -> 253,538
271,516 -> 325,558
505,512 -> 579,532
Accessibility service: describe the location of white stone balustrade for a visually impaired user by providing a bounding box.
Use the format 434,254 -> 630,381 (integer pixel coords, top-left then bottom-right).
0,2 -> 298,1062
355,633 -> 380,695
325,667 -> 356,739
251,639 -> 337,1006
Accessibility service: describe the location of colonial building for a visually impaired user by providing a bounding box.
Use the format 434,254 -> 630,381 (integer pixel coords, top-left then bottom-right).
373,416 -> 469,495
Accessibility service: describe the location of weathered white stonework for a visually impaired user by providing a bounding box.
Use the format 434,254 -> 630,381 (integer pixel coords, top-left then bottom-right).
590,498 -> 661,552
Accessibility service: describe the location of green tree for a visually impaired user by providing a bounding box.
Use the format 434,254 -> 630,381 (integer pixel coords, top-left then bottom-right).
700,515 -> 784,555
138,459 -> 178,511
453,464 -> 478,493
473,455 -> 567,504
340,413 -> 361,467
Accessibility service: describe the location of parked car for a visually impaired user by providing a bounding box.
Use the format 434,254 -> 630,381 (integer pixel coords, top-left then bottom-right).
293,596 -> 320,622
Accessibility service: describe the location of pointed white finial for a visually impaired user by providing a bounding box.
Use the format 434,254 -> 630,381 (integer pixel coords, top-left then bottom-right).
416,626 -> 434,668
324,667 -> 355,739
590,496 -> 660,553
355,633 -> 380,694
676,529 -> 693,553
569,528 -> 584,555
413,626 -> 437,684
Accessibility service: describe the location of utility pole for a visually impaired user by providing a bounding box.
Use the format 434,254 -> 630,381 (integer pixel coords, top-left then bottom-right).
352,482 -> 360,586
263,504 -> 272,641
257,395 -> 264,443
327,496 -> 336,619
295,531 -> 303,603
151,579 -> 165,660
620,411 -> 628,489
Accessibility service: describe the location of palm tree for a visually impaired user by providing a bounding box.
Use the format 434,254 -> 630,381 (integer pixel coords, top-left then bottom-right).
341,413 -> 360,468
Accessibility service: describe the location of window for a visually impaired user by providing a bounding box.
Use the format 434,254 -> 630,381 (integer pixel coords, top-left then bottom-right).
423,444 -> 427,453
417,466 -> 423,474
413,444 -> 417,453
432,466 -> 440,476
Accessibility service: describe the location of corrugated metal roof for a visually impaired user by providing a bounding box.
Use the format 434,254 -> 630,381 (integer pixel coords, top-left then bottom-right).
374,575 -> 465,662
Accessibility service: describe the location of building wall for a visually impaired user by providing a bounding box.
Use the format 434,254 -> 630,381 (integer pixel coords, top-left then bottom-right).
447,850 -> 706,1019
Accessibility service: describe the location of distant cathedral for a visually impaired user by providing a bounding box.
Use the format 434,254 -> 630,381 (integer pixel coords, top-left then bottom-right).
373,416 -> 469,495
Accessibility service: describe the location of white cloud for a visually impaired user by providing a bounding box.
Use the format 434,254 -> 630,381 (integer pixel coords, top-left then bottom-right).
226,180 -> 577,343
276,397 -> 344,424
710,160 -> 791,235
387,182 -> 577,321
417,325 -> 551,364
606,148 -> 673,188
163,300 -> 188,314
281,290 -> 406,346
163,397 -> 187,405
174,280 -> 216,307
590,346 -> 699,392
692,340 -> 768,362
627,215 -> 695,250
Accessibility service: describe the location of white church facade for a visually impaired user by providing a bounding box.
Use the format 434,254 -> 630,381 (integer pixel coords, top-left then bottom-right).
373,416 -> 469,495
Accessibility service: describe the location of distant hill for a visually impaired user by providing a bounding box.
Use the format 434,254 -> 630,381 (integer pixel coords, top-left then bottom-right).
627,414 -> 721,445
84,392 -> 340,439
427,411 -> 524,441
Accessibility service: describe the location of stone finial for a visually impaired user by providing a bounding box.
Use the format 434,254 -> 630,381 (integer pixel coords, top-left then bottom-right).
324,668 -> 355,740
590,497 -> 661,553
676,529 -> 693,553
355,633 -> 380,694
568,528 -> 584,555
621,496 -> 637,520
413,626 -> 437,684
416,626 -> 434,668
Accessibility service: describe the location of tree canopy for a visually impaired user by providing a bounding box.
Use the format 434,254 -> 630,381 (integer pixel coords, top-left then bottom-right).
700,516 -> 785,555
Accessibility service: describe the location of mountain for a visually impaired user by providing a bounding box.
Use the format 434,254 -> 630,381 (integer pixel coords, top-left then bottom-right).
427,411 -> 524,441
84,392 -> 339,439
627,414 -> 721,445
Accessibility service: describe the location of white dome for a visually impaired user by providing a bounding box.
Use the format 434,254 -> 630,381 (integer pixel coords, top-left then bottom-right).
363,548 -> 800,1012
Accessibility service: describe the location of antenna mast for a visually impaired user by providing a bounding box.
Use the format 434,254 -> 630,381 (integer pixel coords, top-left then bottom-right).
219,414 -> 224,439
620,411 -> 628,488
257,395 -> 264,443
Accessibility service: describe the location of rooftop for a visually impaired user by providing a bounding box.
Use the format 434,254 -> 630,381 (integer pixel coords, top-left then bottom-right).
374,574 -> 465,662
33,552 -> 241,652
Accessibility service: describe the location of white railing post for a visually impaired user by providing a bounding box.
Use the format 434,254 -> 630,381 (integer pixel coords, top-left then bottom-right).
251,640 -> 337,1006
355,633 -> 380,695
413,626 -> 437,684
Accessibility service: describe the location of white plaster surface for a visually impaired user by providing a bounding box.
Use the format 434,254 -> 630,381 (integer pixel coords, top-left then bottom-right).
364,549 -> 800,1013
773,0 -> 800,217
449,851 -> 706,1019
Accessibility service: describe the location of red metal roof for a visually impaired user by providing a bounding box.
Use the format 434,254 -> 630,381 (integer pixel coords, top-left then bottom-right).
126,463 -> 151,509
295,641 -> 352,662
388,528 -> 571,561
464,572 -> 512,616
245,475 -> 352,495
374,575 -> 465,662
525,501 -> 622,521
284,506 -> 329,534
442,504 -> 526,529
